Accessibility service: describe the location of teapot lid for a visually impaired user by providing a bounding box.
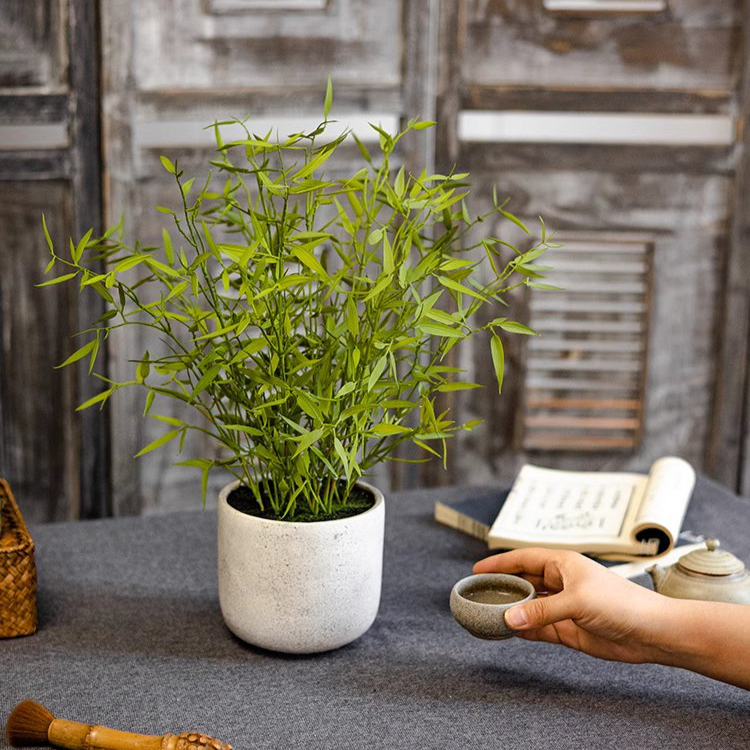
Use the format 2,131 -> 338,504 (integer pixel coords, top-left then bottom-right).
677,539 -> 745,576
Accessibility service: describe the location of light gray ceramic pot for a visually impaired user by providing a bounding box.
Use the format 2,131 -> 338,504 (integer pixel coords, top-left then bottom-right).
218,479 -> 385,654
450,573 -> 536,640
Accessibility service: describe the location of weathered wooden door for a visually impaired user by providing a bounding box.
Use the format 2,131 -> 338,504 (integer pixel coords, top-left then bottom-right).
96,0 -> 750,515
0,0 -> 109,522
428,0 -> 750,494
6,0 -> 747,519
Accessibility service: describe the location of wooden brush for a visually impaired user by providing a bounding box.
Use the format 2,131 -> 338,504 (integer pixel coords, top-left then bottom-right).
6,700 -> 232,750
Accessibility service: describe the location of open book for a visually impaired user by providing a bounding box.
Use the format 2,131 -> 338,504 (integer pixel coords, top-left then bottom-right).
486,457 -> 696,560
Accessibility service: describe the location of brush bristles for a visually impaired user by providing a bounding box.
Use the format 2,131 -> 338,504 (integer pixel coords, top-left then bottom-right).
6,700 -> 56,747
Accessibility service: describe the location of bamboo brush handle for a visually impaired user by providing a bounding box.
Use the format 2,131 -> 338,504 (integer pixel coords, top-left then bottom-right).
48,719 -> 231,750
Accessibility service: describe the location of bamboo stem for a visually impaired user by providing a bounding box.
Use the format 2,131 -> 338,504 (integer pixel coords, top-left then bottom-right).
48,720 -> 164,750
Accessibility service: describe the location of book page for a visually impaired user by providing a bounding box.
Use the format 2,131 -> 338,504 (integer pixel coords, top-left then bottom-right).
631,456 -> 696,553
489,465 -> 645,544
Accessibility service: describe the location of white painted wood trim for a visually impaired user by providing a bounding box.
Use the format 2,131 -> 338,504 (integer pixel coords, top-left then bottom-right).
0,123 -> 69,150
458,111 -> 735,146
543,0 -> 666,13
134,114 -> 401,148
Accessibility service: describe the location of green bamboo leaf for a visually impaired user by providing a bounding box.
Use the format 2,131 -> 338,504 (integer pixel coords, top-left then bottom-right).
383,234 -> 394,275
37,271 -> 79,287
224,424 -> 263,436
191,363 -> 222,399
364,275 -> 391,302
424,307 -> 463,326
137,352 -> 151,382
160,155 -> 176,174
490,333 -> 505,394
134,428 -> 182,458
323,75 -> 333,119
293,148 -> 334,180
335,382 -> 356,398
381,399 -> 417,409
367,355 -> 388,392
76,385 -> 116,411
145,256 -> 182,278
292,247 -> 329,281
526,281 -> 563,291
518,245 -> 549,264
461,419 -> 484,430
334,436 -> 350,479
351,132 -> 372,163
150,414 -> 185,427
502,321 -> 537,335
143,390 -> 155,417
56,339 -> 97,369
345,298 -> 359,336
114,255 -> 147,274
178,458 -> 214,468
500,208 -> 529,234
180,458 -> 215,505
436,275 -> 487,301
413,438 -> 440,457
417,321 -> 463,338
165,281 -> 189,302
511,264 -> 544,279
73,228 -> 93,263
372,423 -> 411,436
334,198 -> 355,235
293,426 -> 325,457
42,213 -> 54,253
439,259 -> 474,272
163,228 -> 174,265
296,391 -> 325,423
436,382 -> 482,392
194,322 -> 239,341
394,166 -> 405,199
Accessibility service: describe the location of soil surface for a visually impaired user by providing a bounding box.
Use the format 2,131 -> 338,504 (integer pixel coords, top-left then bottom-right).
227,482 -> 376,522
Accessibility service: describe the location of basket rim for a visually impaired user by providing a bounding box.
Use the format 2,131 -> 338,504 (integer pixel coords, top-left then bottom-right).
0,479 -> 34,554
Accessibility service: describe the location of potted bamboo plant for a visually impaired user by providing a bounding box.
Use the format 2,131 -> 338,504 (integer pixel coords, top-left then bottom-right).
41,83 -> 554,653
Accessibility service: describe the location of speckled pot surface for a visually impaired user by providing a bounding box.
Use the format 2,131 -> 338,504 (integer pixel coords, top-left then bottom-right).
218,480 -> 385,654
450,573 -> 536,640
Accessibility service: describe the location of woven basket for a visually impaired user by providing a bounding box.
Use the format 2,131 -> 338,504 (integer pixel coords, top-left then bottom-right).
0,479 -> 37,637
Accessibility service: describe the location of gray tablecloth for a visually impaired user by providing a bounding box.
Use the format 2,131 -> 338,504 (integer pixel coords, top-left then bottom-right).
2,475 -> 749,749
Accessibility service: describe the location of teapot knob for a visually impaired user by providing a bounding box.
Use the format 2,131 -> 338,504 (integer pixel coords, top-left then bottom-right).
706,538 -> 720,552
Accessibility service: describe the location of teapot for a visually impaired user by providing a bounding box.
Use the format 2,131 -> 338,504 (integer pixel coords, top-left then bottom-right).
646,539 -> 750,604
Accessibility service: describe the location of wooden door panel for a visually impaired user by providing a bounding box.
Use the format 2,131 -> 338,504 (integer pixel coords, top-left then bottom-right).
435,165 -> 727,484
129,0 -> 402,92
461,0 -> 738,91
0,0 -> 66,88
0,0 -> 106,521
0,183 -> 80,522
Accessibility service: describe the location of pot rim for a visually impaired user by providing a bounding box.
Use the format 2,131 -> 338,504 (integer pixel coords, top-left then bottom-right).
218,478 -> 384,528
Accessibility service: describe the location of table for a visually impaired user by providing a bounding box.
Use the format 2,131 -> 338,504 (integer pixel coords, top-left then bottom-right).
2,475 -> 749,750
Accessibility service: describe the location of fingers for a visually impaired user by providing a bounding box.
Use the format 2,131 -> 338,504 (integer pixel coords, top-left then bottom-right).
504,590 -> 579,632
473,547 -> 551,577
473,547 -> 573,592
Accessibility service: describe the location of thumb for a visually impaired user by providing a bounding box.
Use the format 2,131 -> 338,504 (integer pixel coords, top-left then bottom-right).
504,592 -> 578,631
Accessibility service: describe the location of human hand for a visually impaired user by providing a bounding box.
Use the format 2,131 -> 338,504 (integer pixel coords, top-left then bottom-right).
473,548 -> 674,664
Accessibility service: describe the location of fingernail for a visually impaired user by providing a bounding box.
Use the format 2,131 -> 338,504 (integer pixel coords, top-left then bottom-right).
504,606 -> 528,629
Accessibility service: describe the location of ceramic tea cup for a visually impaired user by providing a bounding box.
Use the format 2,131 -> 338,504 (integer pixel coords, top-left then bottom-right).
450,573 -> 536,640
